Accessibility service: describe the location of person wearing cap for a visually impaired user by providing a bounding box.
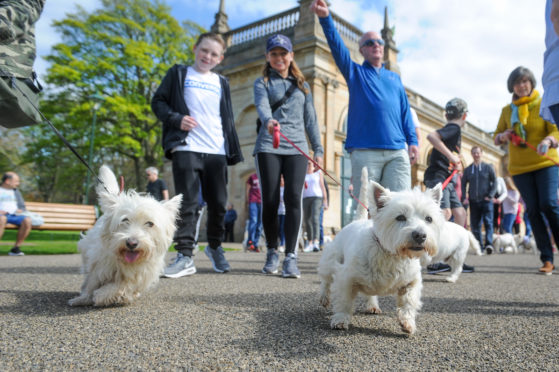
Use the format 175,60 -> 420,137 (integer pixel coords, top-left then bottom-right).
253,33 -> 323,278
309,0 -> 418,208
540,0 -> 559,125
424,98 -> 468,224
151,32 -> 243,278
494,66 -> 559,275
423,98 -> 474,274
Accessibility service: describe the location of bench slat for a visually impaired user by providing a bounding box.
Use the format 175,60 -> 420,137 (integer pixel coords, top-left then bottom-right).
5,201 -> 97,231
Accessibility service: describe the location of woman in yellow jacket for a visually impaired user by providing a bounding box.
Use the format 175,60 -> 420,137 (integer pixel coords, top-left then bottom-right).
494,66 -> 559,275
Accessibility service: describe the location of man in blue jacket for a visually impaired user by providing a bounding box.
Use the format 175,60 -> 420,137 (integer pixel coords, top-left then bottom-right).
310,0 -> 418,206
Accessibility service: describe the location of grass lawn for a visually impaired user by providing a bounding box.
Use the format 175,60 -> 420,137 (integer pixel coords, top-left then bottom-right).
1,230 -> 240,255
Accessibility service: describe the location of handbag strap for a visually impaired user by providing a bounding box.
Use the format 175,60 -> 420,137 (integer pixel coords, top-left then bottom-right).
270,81 -> 297,113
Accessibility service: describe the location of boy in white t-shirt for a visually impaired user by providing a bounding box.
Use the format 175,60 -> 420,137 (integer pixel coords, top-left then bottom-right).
152,32 -> 243,278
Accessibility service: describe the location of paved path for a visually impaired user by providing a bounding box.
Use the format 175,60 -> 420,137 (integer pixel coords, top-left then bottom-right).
1,249 -> 557,371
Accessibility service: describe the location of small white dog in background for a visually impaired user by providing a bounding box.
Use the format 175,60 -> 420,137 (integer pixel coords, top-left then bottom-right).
318,168 -> 444,335
69,165 -> 182,307
421,222 -> 481,283
492,233 -> 518,254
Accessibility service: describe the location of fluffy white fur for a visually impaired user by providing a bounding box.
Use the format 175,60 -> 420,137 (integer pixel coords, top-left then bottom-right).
516,234 -> 538,254
492,233 -> 518,254
318,168 -> 444,335
68,166 -> 182,307
421,221 -> 481,283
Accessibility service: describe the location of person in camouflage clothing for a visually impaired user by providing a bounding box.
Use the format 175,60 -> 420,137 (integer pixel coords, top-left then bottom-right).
0,0 -> 46,128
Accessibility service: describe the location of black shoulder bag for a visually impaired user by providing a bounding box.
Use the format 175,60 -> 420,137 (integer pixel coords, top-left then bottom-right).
256,82 -> 297,133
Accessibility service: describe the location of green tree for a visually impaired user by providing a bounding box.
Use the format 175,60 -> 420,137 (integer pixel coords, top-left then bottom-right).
23,0 -> 203,202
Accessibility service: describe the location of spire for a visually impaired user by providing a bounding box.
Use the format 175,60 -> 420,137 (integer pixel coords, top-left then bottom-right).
211,0 -> 230,34
381,6 -> 400,75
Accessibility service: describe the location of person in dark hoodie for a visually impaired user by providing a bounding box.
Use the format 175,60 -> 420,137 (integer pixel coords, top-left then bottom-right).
151,32 -> 243,278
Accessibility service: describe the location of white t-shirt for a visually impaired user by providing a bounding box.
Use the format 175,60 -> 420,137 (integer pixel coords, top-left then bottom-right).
303,171 -> 323,198
173,66 -> 226,155
0,187 -> 17,214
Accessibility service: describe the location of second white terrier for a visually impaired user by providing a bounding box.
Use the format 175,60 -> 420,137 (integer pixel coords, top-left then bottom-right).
318,176 -> 444,335
492,233 -> 518,254
421,221 -> 482,283
69,165 -> 182,307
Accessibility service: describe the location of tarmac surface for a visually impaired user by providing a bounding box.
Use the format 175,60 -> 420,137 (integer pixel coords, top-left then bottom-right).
1,246 -> 558,371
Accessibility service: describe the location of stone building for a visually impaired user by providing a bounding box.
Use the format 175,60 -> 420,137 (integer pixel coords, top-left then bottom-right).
166,0 -> 504,242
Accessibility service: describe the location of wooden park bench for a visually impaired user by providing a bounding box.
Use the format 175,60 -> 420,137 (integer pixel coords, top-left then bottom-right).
5,201 -> 98,231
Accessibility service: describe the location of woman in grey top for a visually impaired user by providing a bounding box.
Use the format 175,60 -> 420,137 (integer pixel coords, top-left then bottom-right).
254,34 -> 323,278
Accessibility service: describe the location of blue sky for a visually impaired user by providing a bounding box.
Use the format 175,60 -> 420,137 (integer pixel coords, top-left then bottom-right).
35,0 -> 546,133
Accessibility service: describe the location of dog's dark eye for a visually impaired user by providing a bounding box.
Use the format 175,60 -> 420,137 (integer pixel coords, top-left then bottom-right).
425,216 -> 433,223
396,215 -> 406,222
145,221 -> 154,228
121,218 -> 129,224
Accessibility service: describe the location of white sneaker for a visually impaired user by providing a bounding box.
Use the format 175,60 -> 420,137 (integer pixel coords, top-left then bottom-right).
278,245 -> 285,253
303,243 -> 313,253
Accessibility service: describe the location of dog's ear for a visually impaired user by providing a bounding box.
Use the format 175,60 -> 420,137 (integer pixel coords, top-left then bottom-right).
429,183 -> 443,205
163,194 -> 183,217
355,167 -> 369,220
96,165 -> 120,196
370,181 -> 389,211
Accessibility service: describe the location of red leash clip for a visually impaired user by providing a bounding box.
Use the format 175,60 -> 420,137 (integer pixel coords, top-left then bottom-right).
510,133 -> 523,146
272,125 -> 280,149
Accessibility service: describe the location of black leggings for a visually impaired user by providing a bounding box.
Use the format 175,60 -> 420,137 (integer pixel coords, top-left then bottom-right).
256,153 -> 307,254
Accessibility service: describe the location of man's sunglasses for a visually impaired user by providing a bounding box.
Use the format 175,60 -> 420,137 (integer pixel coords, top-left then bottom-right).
361,39 -> 385,47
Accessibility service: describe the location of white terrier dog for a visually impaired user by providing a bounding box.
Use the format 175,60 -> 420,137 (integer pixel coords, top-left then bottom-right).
69,166 -> 182,307
492,233 -> 518,254
318,172 -> 444,335
421,222 -> 481,283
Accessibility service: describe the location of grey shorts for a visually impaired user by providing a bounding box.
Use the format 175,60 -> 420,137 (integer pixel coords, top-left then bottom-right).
440,183 -> 462,210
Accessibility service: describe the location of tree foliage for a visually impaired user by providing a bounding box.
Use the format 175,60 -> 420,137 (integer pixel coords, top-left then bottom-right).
22,0 -> 203,202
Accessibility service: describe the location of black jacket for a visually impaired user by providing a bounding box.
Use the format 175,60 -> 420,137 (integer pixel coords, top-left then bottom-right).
461,162 -> 497,203
151,64 -> 243,165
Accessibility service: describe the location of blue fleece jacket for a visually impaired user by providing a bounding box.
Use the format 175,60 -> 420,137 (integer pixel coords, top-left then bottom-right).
319,15 -> 417,152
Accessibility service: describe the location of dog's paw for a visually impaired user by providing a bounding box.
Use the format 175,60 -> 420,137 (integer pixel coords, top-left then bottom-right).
399,319 -> 416,335
445,276 -> 458,283
330,313 -> 350,330
68,296 -> 93,307
365,306 -> 382,314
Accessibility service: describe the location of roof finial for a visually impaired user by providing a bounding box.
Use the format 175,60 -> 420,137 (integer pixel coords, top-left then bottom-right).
211,0 -> 230,34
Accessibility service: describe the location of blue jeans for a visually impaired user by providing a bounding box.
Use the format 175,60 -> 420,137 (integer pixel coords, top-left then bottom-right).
247,202 -> 262,245
502,213 -> 516,233
513,166 -> 559,264
278,214 -> 285,246
469,200 -> 494,249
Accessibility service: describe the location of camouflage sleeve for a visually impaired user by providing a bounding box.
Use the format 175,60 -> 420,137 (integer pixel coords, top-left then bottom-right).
0,0 -> 46,45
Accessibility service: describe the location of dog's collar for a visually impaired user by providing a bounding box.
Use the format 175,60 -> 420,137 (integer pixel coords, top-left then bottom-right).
373,233 -> 394,256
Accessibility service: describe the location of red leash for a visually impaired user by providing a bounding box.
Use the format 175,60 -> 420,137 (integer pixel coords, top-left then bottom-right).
273,126 -> 369,211
441,169 -> 458,190
510,133 -> 559,167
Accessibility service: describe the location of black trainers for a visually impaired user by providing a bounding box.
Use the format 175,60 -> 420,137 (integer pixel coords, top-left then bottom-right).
8,246 -> 24,256
426,262 -> 450,274
462,263 -> 474,273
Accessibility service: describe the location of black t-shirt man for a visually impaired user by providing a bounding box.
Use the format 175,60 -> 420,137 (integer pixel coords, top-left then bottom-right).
146,178 -> 168,201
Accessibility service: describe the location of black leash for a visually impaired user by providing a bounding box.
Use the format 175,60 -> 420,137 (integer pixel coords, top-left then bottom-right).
2,69 -> 108,192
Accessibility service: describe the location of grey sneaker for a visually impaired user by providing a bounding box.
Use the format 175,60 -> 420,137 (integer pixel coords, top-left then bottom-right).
282,253 -> 300,278
162,253 -> 196,278
204,246 -> 230,273
262,249 -> 279,274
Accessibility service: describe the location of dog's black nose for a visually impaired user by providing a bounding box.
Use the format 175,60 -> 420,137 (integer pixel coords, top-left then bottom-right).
126,238 -> 139,250
412,231 -> 426,244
